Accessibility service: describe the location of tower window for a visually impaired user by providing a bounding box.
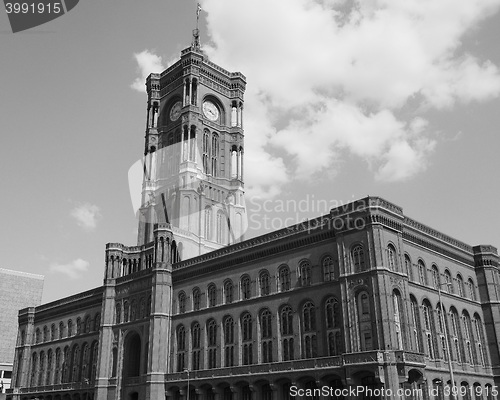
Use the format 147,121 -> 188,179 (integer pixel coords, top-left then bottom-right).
211,133 -> 219,177
323,256 -> 334,281
352,245 -> 365,272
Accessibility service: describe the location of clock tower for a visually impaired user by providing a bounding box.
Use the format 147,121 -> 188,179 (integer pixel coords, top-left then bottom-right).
137,30 -> 247,261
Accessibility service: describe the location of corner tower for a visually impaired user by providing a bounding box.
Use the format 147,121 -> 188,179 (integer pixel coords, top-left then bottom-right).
137,31 -> 247,261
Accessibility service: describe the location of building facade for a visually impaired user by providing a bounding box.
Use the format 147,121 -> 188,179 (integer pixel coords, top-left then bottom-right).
0,268 -> 44,393
8,38 -> 500,400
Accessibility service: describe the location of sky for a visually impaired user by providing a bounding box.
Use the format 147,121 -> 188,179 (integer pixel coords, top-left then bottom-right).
1,0 -> 500,303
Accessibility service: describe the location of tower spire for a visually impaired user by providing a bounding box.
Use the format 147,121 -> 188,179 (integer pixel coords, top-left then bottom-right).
191,3 -> 202,51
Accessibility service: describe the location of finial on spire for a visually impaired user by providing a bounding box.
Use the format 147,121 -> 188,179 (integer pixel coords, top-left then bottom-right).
191,3 -> 202,51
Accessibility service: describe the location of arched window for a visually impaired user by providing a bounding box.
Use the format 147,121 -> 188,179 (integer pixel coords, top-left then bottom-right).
422,301 -> 436,359
38,350 -> 45,386
89,341 -> 98,383
94,313 -> 100,331
278,265 -> 291,292
223,316 -> 235,367
193,288 -> 201,310
115,303 -> 121,324
299,260 -> 312,286
241,313 -> 253,365
325,298 -> 342,356
76,318 -> 82,335
70,344 -> 80,382
139,298 -> 145,319
54,348 -> 61,384
176,325 -> 186,372
207,319 -> 217,369
436,304 -> 448,361
224,280 -> 234,304
393,291 -> 404,350
191,322 -> 201,370
473,314 -> 486,366
387,244 -> 397,271
410,296 -> 422,353
207,284 -> 217,307
260,309 -> 273,363
178,292 -> 186,314
352,245 -> 365,272
468,278 -> 476,301
357,291 -> 373,351
418,260 -> 427,285
432,265 -> 440,289
444,270 -> 453,293
30,352 -> 38,387
404,255 -> 413,281
62,346 -> 69,383
259,270 -> 270,296
323,256 -> 334,281
462,311 -> 476,364
280,304 -> 294,360
50,324 -> 56,341
43,326 -> 48,342
449,307 -> 463,363
46,349 -> 53,385
211,133 -> 219,177
202,130 -> 210,174
81,343 -> 90,382
216,210 -> 224,244
302,302 -> 317,358
204,206 -> 212,241
67,320 -> 73,337
123,301 -> 129,322
84,316 -> 91,333
457,274 -> 465,297
241,275 -> 251,300
59,322 -> 64,339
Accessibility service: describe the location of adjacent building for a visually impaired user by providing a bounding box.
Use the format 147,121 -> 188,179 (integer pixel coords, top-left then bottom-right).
0,268 -> 44,393
7,34 -> 500,400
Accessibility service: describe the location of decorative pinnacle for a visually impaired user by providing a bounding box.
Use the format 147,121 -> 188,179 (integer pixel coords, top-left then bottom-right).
192,3 -> 202,51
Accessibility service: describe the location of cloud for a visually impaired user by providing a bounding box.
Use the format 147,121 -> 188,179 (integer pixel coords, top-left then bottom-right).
198,0 -> 500,197
70,203 -> 101,231
50,258 -> 89,279
131,50 -> 165,92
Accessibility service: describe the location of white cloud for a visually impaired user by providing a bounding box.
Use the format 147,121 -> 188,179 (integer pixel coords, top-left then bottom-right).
50,258 -> 89,280
131,50 -> 165,92
198,0 -> 500,197
71,203 -> 101,231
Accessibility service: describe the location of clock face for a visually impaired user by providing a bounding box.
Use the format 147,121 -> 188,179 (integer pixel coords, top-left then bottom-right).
169,101 -> 182,121
203,101 -> 219,121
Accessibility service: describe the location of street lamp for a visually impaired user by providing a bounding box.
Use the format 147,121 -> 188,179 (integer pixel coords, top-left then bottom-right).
437,280 -> 455,400
184,368 -> 190,400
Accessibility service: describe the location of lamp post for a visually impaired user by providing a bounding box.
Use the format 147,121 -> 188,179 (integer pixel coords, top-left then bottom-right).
437,281 -> 455,400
